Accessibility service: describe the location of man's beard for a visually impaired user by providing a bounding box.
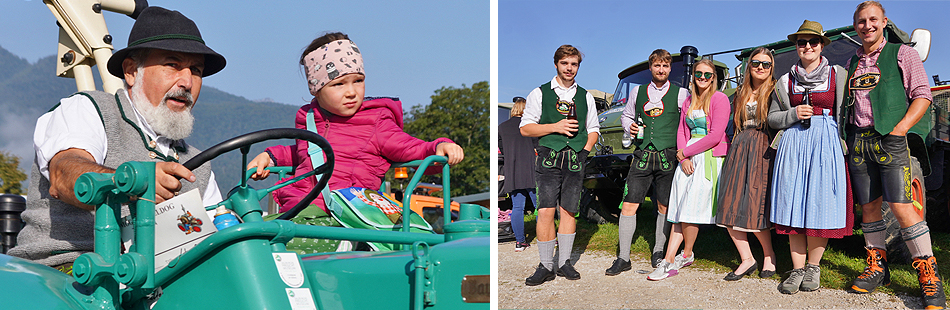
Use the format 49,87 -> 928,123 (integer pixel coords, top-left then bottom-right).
129,69 -> 195,141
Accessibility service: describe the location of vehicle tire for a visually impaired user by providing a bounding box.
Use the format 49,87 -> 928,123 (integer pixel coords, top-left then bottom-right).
880,156 -> 927,265
925,147 -> 950,232
590,189 -> 621,223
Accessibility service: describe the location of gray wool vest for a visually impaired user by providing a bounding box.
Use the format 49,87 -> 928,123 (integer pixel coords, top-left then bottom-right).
9,90 -> 212,266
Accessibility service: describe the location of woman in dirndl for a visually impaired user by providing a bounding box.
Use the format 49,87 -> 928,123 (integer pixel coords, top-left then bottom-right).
648,58 -> 730,281
716,47 -> 778,281
768,20 -> 853,295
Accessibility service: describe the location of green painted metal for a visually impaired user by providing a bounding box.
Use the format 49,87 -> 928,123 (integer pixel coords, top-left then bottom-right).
393,156 -> 453,232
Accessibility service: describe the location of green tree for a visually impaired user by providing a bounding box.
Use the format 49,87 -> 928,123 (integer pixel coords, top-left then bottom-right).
0,152 -> 26,195
402,81 -> 489,197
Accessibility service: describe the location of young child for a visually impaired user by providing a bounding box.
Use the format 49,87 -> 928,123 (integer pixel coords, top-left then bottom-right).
248,32 -> 464,213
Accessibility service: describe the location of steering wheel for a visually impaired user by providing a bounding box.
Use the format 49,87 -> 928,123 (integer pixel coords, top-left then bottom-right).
181,128 -> 333,220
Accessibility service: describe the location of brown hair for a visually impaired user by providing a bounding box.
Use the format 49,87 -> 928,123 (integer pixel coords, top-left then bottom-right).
553,45 -> 583,64
648,49 -> 672,66
853,1 -> 886,23
510,100 -> 526,117
734,47 -> 775,133
688,59 -> 718,115
300,32 -> 350,66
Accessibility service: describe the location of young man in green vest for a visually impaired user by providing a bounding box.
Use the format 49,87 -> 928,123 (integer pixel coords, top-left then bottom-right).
605,49 -> 689,276
520,45 -> 600,286
845,2 -> 945,308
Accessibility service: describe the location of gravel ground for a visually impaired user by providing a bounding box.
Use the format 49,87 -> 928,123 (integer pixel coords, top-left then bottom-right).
498,241 -> 924,309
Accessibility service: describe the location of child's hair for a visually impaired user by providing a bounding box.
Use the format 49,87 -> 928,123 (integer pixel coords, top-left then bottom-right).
553,45 -> 583,64
688,58 -> 718,115
733,47 -> 775,133
300,32 -> 350,66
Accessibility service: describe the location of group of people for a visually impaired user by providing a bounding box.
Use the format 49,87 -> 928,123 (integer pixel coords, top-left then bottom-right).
519,1 -> 944,308
12,6 -> 463,273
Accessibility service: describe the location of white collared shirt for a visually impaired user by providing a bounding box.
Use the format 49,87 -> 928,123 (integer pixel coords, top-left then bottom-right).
621,80 -> 689,135
519,76 -> 600,134
33,92 -> 222,207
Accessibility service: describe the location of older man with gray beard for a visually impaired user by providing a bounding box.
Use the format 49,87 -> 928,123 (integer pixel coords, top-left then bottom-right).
9,7 -> 225,275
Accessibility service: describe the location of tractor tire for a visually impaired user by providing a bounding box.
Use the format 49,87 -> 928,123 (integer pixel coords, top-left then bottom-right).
880,156 -> 927,265
925,147 -> 950,232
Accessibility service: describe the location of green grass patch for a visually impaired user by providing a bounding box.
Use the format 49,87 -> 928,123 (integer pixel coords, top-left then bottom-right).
521,201 -> 950,296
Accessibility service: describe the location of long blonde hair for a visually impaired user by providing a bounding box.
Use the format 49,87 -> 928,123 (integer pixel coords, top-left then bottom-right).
734,47 -> 776,133
688,59 -> 718,115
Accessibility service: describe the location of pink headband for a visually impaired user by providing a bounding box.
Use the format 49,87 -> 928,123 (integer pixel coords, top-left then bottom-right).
304,39 -> 364,95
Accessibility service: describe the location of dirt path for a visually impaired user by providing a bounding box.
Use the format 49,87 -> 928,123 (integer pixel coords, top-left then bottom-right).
497,241 -> 923,309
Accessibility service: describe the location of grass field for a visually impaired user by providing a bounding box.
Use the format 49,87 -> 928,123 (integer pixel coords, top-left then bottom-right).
517,198 -> 950,296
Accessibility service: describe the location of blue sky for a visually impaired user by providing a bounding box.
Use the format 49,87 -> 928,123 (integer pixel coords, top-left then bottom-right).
0,0 -> 489,108
499,0 -> 950,104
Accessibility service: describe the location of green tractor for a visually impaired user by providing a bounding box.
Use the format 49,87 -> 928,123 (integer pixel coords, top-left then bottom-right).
0,1 -> 489,309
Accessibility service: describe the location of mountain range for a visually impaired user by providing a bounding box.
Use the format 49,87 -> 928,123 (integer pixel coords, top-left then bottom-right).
0,45 -> 302,196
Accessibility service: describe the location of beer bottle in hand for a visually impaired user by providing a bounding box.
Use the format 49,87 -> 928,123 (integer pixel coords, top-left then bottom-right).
801,89 -> 811,129
567,102 -> 577,120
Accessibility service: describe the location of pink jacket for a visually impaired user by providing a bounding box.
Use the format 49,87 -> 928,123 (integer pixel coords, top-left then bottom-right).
266,97 -> 453,213
677,91 -> 730,159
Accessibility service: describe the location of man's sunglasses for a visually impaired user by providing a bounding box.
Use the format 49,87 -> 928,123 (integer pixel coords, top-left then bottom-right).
694,71 -> 714,79
796,37 -> 821,48
750,60 -> 772,69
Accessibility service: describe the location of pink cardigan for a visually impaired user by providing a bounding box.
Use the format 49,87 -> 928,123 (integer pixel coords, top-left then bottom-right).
677,91 -> 730,159
265,97 -> 453,213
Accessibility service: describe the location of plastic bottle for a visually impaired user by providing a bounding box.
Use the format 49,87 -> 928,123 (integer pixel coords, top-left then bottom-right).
213,206 -> 240,230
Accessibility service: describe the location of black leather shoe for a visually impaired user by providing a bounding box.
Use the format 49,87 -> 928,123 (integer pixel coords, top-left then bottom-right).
525,263 -> 556,286
759,269 -> 776,278
557,261 -> 581,280
724,261 -> 758,281
605,258 -> 632,276
651,252 -> 665,268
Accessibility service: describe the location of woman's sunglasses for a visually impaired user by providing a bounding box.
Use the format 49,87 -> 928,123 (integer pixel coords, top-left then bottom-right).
694,71 -> 714,79
750,60 -> 772,69
796,37 -> 821,48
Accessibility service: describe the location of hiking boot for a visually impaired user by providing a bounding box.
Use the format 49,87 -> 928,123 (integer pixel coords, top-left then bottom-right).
514,241 -> 530,252
605,258 -> 632,276
651,251 -> 664,268
647,260 -> 678,281
525,263 -> 556,286
673,252 -> 694,269
801,264 -> 821,291
913,256 -> 947,310
780,268 -> 805,294
556,261 -> 581,280
851,247 -> 890,294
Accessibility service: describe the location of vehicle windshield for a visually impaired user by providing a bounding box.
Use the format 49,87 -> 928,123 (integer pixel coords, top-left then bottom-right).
611,59 -> 727,108
768,38 -> 862,79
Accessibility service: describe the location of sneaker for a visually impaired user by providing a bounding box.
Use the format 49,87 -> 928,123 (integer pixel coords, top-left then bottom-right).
651,251 -> 664,268
912,256 -> 947,310
605,258 -> 632,276
525,263 -> 556,286
779,268 -> 805,294
647,260 -> 678,281
556,261 -> 581,280
514,242 -> 530,252
851,247 -> 890,294
673,252 -> 694,269
801,264 -> 821,291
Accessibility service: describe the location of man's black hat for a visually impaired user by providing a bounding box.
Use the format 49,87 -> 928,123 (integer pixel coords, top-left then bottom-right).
107,6 -> 226,78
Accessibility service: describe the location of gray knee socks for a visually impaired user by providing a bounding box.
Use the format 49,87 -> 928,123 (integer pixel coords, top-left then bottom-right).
654,213 -> 670,254
861,220 -> 887,250
618,214 -> 636,261
538,239 -> 556,270
557,233 -> 575,267
901,221 -> 934,258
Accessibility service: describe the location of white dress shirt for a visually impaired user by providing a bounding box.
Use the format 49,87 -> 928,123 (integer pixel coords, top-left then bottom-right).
33,92 -> 222,207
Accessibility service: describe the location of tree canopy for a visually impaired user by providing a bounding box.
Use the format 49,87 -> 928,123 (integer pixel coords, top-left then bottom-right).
0,152 -> 26,195
402,81 -> 489,197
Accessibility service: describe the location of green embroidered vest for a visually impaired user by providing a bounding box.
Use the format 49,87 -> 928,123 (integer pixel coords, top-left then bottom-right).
846,42 -> 932,138
634,84 -> 681,150
538,81 -> 589,152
